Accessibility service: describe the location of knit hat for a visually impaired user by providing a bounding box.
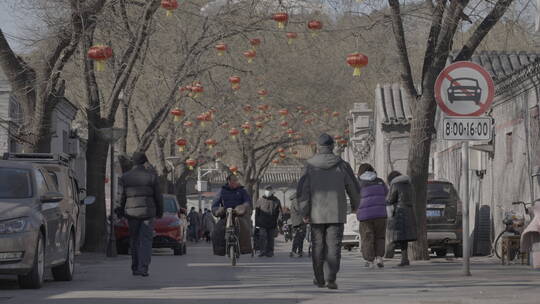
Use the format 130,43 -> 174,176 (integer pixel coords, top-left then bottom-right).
132,152 -> 148,165
317,133 -> 334,146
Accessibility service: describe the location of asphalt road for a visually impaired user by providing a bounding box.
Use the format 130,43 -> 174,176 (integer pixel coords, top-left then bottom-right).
1,239 -> 539,304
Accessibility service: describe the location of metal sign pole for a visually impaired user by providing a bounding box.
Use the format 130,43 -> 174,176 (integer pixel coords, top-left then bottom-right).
462,141 -> 471,276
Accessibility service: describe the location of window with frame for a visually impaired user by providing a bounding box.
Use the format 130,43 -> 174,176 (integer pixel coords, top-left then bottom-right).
35,170 -> 50,196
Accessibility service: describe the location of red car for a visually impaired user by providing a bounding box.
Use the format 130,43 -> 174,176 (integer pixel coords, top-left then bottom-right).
115,194 -> 187,255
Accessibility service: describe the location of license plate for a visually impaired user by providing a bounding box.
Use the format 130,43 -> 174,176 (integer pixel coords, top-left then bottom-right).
427,209 -> 443,217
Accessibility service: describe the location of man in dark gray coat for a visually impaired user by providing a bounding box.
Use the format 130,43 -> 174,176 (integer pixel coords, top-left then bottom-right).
119,152 -> 163,277
297,134 -> 360,290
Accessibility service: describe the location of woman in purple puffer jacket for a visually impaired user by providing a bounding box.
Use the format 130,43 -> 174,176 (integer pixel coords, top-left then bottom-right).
356,163 -> 388,268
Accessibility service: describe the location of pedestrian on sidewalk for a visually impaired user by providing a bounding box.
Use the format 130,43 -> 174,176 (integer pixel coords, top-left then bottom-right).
290,192 -> 307,257
386,171 -> 417,267
187,207 -> 200,242
201,208 -> 215,243
357,163 -> 388,268
117,152 -> 163,277
297,133 -> 360,290
255,186 -> 282,257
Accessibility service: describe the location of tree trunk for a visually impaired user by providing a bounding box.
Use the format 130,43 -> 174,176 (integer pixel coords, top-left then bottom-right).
406,91 -> 438,260
82,130 -> 110,252
175,168 -> 190,209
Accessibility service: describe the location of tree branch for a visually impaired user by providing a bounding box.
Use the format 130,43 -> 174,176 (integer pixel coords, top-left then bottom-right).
388,0 -> 418,98
454,0 -> 515,61
421,0 -> 447,86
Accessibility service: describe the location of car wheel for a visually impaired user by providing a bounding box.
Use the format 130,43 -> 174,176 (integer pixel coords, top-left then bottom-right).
52,232 -> 75,281
18,233 -> 45,289
116,241 -> 129,255
435,249 -> 447,257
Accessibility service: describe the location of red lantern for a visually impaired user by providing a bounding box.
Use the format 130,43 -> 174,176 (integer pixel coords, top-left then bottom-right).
292,151 -> 299,155
243,105 -> 253,112
229,128 -> 240,140
347,53 -> 369,77
243,50 -> 256,63
241,122 -> 251,134
87,45 -> 113,72
215,43 -> 228,56
191,83 -> 203,98
286,128 -> 295,137
258,89 -> 268,99
229,76 -> 241,90
183,121 -> 193,128
205,139 -> 218,149
272,12 -> 289,29
280,121 -> 289,128
278,148 -> 285,153
161,0 -> 178,17
176,138 -> 187,152
272,159 -> 280,164
278,109 -> 289,119
332,111 -> 340,118
303,119 -> 311,125
229,166 -> 239,175
255,121 -> 264,131
250,38 -> 261,50
197,113 -> 212,127
170,108 -> 185,122
279,153 -> 287,159
307,20 -> 323,36
286,32 -> 298,44
258,104 -> 270,112
186,158 -> 197,170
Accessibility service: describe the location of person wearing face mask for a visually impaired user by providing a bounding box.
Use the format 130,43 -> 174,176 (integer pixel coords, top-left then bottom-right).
255,186 -> 282,257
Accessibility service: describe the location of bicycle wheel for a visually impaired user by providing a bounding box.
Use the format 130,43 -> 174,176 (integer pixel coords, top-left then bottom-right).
230,246 -> 237,266
493,231 -> 505,259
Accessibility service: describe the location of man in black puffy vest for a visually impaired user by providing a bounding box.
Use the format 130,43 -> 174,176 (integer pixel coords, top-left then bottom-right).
119,152 -> 163,277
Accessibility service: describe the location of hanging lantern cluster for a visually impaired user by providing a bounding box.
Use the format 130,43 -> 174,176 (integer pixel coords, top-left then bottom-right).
347,53 -> 369,77
161,0 -> 178,17
272,12 -> 289,29
186,158 -> 197,170
87,45 -> 113,72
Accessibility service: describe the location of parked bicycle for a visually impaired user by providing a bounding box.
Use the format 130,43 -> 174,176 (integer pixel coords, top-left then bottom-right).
493,201 -> 535,261
225,208 -> 240,266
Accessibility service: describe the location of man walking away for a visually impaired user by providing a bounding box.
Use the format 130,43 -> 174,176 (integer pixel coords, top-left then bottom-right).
357,163 -> 388,268
255,186 -> 282,257
290,192 -> 307,257
187,207 -> 200,242
386,171 -> 417,267
298,133 -> 360,290
118,152 -> 163,277
202,209 -> 215,243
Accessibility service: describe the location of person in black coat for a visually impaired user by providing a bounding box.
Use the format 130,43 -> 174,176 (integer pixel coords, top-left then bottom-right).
386,171 -> 417,267
118,152 -> 163,277
255,186 -> 282,257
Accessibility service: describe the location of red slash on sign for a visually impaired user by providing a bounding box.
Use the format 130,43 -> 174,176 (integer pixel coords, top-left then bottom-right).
434,61 -> 494,117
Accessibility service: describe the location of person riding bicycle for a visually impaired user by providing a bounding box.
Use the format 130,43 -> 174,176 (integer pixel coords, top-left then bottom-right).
211,174 -> 253,256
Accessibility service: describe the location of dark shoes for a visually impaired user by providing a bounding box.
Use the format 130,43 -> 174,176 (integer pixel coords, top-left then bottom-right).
258,253 -> 266,258
132,271 -> 149,277
313,279 -> 326,288
397,260 -> 410,267
327,281 -> 338,290
298,252 -> 304,257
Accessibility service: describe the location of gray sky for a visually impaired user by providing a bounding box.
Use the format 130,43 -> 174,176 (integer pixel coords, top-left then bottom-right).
0,1 -> 38,52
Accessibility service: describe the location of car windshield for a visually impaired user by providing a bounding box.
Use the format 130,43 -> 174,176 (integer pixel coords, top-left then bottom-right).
0,168 -> 33,199
164,197 -> 178,213
427,183 -> 453,199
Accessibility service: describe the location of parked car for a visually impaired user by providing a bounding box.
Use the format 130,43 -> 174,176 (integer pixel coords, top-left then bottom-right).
115,194 -> 187,256
426,180 -> 463,257
0,158 -> 94,289
343,213 -> 360,251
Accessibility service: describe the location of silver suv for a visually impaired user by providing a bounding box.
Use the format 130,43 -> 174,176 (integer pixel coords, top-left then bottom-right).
0,158 -> 93,289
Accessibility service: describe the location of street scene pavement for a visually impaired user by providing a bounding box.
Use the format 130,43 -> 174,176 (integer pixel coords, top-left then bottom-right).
1,239 -> 538,304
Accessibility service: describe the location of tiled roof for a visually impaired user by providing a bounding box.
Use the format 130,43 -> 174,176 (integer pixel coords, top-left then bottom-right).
375,83 -> 413,126
209,165 -> 303,185
448,51 -> 540,80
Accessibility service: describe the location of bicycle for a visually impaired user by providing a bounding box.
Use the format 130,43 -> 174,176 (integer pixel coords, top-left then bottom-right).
493,201 -> 535,261
225,208 -> 241,266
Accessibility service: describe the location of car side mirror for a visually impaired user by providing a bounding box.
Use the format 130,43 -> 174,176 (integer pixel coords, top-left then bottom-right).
83,196 -> 96,205
41,192 -> 64,203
